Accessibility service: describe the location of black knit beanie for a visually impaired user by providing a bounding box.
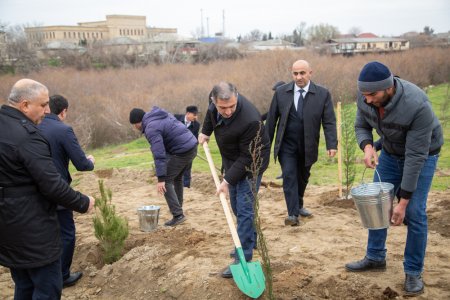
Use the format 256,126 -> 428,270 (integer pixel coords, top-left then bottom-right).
358,61 -> 394,93
129,108 -> 145,124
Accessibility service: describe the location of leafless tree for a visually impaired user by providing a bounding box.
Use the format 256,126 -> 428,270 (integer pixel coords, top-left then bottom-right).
348,26 -> 362,36
306,23 -> 340,45
242,29 -> 263,42
4,24 -> 40,73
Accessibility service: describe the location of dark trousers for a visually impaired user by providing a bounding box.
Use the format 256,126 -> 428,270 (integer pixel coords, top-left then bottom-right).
278,150 -> 311,217
164,147 -> 197,217
183,161 -> 193,188
57,209 -> 75,280
10,259 -> 62,300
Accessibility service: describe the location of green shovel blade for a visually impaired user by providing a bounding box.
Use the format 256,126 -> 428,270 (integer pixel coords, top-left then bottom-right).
230,248 -> 266,298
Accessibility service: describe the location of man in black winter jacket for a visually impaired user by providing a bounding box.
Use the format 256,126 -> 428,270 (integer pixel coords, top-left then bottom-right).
199,82 -> 270,278
0,79 -> 95,299
39,95 -> 95,288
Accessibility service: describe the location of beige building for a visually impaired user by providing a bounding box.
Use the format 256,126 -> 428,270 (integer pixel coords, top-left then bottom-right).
327,37 -> 410,55
25,15 -> 177,47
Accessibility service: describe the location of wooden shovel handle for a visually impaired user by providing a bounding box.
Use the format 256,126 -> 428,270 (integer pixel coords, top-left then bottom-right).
203,142 -> 242,248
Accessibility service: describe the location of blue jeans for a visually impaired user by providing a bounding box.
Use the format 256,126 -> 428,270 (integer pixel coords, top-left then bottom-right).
366,150 -> 439,275
57,209 -> 75,280
228,175 -> 262,262
10,259 -> 62,300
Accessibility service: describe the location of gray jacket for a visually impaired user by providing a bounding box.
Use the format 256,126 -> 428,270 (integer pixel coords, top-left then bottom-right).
355,77 -> 443,194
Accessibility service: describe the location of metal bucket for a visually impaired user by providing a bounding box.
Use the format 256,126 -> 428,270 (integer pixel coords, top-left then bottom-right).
350,169 -> 394,229
137,205 -> 160,232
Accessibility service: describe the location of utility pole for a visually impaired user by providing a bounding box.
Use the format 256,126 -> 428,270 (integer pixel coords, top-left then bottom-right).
200,9 -> 204,38
207,17 -> 210,37
222,9 -> 225,37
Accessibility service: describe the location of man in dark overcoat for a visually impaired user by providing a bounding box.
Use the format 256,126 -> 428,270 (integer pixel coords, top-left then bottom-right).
0,79 -> 94,299
266,60 -> 337,226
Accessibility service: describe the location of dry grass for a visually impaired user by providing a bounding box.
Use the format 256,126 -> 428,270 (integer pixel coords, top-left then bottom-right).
0,47 -> 448,148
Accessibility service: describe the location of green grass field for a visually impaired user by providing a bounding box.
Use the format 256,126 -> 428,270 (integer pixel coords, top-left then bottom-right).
75,83 -> 449,191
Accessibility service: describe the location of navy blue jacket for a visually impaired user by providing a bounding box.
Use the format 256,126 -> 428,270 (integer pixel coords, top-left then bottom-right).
38,113 -> 94,184
174,113 -> 200,139
142,107 -> 198,180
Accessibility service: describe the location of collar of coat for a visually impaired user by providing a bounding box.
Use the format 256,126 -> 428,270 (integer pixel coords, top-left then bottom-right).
281,81 -> 318,96
44,113 -> 62,122
1,104 -> 35,124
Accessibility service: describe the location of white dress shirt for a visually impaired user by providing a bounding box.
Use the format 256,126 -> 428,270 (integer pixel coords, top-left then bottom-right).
294,81 -> 310,110
184,116 -> 191,128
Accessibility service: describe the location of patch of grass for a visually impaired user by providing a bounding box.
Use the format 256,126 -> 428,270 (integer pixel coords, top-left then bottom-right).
426,84 -> 450,190
69,138 -> 152,173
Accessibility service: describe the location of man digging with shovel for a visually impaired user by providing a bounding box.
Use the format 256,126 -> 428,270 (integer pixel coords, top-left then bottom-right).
198,82 -> 270,279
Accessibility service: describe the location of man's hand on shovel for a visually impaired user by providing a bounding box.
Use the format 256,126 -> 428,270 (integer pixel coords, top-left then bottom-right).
217,180 -> 229,196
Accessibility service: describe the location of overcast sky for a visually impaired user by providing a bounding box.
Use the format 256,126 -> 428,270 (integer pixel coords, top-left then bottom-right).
1,0 -> 449,38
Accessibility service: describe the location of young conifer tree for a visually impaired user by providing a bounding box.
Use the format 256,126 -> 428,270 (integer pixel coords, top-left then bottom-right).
93,180 -> 129,264
341,103 -> 357,199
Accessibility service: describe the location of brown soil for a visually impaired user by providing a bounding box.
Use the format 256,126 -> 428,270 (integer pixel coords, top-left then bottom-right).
1,169 -> 449,299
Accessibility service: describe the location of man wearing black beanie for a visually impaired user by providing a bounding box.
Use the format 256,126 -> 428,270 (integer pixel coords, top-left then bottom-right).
129,106 -> 198,227
345,61 -> 443,296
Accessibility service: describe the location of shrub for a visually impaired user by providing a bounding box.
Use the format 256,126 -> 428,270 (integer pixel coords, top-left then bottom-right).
47,57 -> 61,67
93,180 -> 129,264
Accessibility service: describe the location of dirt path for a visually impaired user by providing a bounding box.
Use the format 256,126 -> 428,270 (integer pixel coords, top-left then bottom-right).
1,169 -> 449,299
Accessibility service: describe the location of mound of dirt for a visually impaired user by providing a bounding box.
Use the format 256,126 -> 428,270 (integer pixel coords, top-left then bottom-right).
427,191 -> 450,237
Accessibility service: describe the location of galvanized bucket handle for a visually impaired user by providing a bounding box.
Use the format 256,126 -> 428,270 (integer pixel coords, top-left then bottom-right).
361,167 -> 382,184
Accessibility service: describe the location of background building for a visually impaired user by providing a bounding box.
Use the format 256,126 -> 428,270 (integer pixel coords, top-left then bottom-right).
25,15 -> 177,47
327,36 -> 410,55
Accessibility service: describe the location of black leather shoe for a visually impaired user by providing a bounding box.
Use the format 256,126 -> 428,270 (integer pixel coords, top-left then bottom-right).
222,257 -> 240,278
230,248 -> 235,258
222,265 -> 233,278
63,271 -> 83,288
284,215 -> 300,226
164,215 -> 186,227
404,274 -> 424,296
222,256 -> 252,279
345,257 -> 386,272
299,207 -> 312,217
